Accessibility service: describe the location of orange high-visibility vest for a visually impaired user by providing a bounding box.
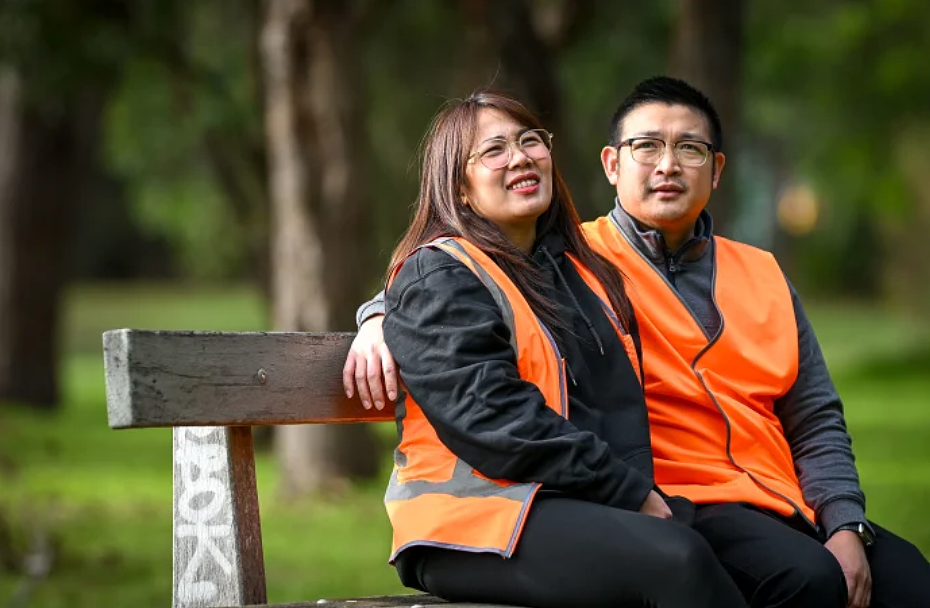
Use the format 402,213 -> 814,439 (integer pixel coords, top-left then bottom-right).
583,214 -> 814,522
385,237 -> 639,560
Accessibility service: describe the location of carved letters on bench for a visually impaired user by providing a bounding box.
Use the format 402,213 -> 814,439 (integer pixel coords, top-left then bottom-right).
173,426 -> 266,607
103,329 -> 515,608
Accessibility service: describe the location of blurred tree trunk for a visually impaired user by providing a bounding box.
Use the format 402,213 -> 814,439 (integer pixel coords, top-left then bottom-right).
883,127 -> 930,319
670,0 -> 745,235
0,68 -> 98,408
261,0 -> 380,497
483,0 -> 563,132
461,0 -> 598,217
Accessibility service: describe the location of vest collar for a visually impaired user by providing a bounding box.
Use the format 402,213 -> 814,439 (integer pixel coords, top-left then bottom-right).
609,199 -> 713,265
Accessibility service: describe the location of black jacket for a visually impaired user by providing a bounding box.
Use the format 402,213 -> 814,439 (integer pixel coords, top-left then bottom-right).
383,232 -> 655,512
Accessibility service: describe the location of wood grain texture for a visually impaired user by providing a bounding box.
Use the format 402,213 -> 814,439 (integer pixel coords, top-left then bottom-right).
173,427 -> 267,608
217,594 -> 515,607
102,329 -> 393,429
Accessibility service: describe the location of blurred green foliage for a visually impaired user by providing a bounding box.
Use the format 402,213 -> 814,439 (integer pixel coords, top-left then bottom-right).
102,0 -> 265,279
0,357 -> 403,607
745,1 -> 930,303
2,3 -> 928,602
1,284 -> 927,606
5,0 -> 928,307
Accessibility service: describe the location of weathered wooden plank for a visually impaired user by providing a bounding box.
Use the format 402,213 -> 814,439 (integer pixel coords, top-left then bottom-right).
173,426 -> 266,608
103,329 -> 393,429
222,595 -> 515,607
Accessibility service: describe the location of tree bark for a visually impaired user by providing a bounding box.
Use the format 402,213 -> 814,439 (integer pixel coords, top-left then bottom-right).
261,0 -> 380,497
459,0 -> 597,218
670,0 -> 745,235
0,68 -> 95,408
483,0 -> 563,131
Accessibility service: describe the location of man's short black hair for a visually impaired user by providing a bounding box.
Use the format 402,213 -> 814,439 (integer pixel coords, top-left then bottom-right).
608,76 -> 723,152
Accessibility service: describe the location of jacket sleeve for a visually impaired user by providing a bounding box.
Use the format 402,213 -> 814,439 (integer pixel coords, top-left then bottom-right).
774,278 -> 867,537
356,289 -> 387,328
384,248 -> 653,512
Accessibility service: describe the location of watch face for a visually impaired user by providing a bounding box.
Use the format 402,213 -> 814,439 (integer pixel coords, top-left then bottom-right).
858,523 -> 875,547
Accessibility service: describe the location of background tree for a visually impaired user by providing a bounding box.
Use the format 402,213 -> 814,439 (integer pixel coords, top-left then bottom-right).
262,0 -> 380,497
670,0 -> 745,235
2,2 -> 930,605
745,1 -> 930,315
481,0 -> 598,218
0,1 -> 128,408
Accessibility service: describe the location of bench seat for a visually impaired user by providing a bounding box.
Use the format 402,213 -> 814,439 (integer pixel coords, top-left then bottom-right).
228,594 -> 510,607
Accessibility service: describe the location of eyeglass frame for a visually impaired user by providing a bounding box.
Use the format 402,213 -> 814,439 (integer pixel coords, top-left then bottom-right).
617,136 -> 715,167
467,129 -> 555,170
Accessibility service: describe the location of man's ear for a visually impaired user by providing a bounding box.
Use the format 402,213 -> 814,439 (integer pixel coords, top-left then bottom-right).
712,152 -> 726,189
600,146 -> 619,185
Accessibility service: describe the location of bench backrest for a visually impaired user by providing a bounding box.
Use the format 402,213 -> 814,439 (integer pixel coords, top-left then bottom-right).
103,329 -> 389,608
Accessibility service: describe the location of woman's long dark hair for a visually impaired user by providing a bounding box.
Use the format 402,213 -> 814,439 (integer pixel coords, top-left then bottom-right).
389,91 -> 634,335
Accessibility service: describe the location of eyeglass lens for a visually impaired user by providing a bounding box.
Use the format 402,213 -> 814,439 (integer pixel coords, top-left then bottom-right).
478,130 -> 551,169
629,138 -> 708,166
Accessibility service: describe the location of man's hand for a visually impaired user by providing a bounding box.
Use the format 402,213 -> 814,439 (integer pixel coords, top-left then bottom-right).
638,490 -> 673,519
342,315 -> 398,410
825,530 -> 871,608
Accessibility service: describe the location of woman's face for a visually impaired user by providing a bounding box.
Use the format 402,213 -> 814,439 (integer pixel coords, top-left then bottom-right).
462,108 -> 553,247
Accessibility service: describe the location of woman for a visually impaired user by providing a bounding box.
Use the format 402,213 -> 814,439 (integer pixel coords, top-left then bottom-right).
365,92 -> 747,608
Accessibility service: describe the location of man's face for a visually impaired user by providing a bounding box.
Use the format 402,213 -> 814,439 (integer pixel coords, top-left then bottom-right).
600,102 -> 725,236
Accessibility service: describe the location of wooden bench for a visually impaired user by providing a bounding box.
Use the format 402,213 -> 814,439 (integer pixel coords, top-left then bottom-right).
103,329 -> 511,608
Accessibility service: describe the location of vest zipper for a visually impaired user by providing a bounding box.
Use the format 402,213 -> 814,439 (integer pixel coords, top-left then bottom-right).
692,250 -> 817,531
666,253 -> 681,286
609,211 -> 710,340
612,213 -> 817,530
698,258 -> 817,531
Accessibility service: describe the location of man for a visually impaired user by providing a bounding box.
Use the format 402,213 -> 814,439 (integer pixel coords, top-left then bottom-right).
344,76 -> 929,608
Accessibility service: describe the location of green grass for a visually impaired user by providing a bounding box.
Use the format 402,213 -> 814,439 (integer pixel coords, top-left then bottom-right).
1,285 -> 929,607
61,282 -> 270,355
0,389 -> 404,605
1,283 -> 404,606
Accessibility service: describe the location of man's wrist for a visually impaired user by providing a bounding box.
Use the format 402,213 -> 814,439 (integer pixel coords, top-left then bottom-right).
819,498 -> 867,539
832,522 -> 875,547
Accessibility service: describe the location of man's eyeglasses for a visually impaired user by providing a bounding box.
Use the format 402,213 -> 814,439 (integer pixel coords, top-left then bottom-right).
468,129 -> 554,170
618,137 -> 713,167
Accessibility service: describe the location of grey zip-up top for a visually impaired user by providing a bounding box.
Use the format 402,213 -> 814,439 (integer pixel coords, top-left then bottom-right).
607,202 -> 866,538
359,203 -> 868,538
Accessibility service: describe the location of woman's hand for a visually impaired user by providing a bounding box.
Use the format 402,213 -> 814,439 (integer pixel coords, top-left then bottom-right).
342,315 -> 399,410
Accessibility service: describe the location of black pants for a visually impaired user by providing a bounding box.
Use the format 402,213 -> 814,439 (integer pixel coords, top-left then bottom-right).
693,502 -> 930,608
395,494 -> 749,608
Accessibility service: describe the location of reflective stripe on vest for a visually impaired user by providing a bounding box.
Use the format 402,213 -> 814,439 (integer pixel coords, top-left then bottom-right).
385,237 -> 624,560
582,214 -> 812,523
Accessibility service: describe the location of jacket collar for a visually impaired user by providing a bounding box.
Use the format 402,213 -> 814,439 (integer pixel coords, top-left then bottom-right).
532,228 -> 568,261
609,198 -> 713,265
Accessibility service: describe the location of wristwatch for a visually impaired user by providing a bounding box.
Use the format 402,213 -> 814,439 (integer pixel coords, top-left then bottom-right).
835,522 -> 875,548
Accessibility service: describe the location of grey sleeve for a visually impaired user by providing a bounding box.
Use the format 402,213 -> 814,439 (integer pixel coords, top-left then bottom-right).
774,279 -> 867,538
356,290 -> 386,328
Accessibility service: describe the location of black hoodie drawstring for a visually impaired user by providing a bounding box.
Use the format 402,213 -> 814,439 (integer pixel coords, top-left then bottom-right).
539,247 -> 606,357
